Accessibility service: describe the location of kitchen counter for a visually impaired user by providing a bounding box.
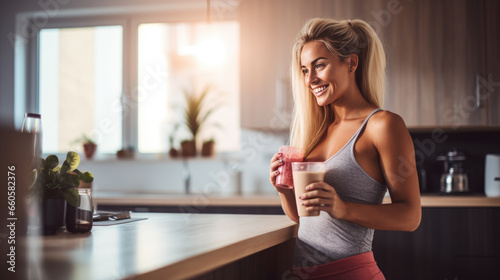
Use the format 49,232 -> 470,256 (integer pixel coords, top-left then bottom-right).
94,192 -> 500,208
415,194 -> 500,207
21,213 -> 298,279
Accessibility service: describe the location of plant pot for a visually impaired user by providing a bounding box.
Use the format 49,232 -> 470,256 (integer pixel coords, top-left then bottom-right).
83,142 -> 97,159
181,140 -> 197,157
42,198 -> 67,235
201,141 -> 215,157
169,147 -> 178,158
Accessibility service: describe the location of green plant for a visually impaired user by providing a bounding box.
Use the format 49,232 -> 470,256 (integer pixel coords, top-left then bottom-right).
182,85 -> 222,144
33,151 -> 94,207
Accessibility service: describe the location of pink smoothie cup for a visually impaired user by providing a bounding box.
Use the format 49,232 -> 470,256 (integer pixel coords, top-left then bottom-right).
276,146 -> 304,189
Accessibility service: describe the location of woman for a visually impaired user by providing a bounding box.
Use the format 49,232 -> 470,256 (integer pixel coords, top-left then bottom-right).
269,18 -> 421,279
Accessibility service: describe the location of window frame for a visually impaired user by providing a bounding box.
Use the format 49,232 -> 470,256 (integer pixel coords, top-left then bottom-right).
27,15 -> 129,156
23,7 -> 238,157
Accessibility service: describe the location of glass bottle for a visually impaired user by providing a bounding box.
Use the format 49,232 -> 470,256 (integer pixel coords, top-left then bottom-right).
66,185 -> 93,233
21,113 -> 42,166
21,113 -> 43,235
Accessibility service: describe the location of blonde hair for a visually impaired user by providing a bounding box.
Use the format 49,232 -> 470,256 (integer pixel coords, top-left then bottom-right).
289,18 -> 386,157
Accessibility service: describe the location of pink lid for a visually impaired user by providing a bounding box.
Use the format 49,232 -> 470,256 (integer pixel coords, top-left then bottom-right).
279,146 -> 304,160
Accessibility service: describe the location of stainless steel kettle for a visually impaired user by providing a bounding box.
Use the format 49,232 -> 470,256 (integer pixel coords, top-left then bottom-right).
436,149 -> 469,194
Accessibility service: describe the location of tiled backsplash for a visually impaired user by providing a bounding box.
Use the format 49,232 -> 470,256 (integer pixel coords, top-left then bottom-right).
410,127 -> 500,194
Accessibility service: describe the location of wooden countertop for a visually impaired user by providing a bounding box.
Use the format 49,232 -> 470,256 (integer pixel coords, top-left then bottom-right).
25,213 -> 297,280
94,192 -> 500,208
416,194 -> 500,207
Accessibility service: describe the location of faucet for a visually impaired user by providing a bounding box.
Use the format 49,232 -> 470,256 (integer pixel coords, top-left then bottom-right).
183,159 -> 191,194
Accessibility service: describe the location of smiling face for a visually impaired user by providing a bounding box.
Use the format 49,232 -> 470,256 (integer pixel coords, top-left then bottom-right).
300,41 -> 352,106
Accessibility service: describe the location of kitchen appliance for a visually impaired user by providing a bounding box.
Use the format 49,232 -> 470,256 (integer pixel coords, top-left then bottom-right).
437,149 -> 469,194
485,154 -> 500,197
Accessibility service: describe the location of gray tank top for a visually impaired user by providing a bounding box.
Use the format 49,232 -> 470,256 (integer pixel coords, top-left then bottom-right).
292,108 -> 387,267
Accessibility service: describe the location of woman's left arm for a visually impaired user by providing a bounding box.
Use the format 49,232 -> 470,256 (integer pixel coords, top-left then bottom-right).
302,113 -> 422,231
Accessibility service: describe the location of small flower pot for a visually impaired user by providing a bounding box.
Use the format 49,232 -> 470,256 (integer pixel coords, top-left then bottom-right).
169,147 -> 178,158
201,141 -> 215,157
83,142 -> 97,159
181,140 -> 196,157
41,198 -> 66,235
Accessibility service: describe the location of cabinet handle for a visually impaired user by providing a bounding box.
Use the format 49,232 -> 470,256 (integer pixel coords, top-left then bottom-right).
475,73 -> 481,109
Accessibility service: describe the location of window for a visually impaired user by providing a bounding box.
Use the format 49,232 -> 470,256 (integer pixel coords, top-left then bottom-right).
36,16 -> 240,156
137,21 -> 240,153
39,26 -> 123,154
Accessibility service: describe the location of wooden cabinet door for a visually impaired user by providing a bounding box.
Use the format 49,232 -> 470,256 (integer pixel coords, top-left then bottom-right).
484,0 -> 500,125
385,0 -> 488,126
373,208 -> 500,279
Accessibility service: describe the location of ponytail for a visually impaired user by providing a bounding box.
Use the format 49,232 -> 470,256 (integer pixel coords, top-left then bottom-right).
349,19 -> 386,108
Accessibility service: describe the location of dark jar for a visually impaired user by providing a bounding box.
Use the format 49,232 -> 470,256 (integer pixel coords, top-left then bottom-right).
66,187 -> 93,233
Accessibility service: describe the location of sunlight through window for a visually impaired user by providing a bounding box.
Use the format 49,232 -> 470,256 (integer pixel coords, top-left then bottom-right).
38,26 -> 123,155
137,21 -> 240,154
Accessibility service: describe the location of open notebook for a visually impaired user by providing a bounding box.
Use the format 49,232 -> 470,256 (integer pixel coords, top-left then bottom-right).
93,210 -> 131,221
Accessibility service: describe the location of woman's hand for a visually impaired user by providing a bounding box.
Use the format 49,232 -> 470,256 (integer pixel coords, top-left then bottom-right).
270,153 -> 299,222
269,152 -> 283,190
299,182 -> 348,220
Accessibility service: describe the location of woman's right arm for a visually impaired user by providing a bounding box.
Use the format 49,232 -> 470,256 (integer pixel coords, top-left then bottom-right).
270,153 -> 299,223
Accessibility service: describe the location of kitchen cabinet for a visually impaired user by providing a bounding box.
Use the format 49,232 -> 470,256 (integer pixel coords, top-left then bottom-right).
484,0 -> 500,125
240,0 -> 500,129
373,207 -> 500,280
384,0 -> 500,126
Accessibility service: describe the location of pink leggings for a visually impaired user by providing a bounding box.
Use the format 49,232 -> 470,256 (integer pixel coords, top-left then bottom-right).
290,252 -> 385,280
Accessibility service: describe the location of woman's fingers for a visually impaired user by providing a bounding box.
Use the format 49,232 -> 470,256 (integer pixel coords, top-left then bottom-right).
269,153 -> 283,186
298,183 -> 337,212
301,197 -> 330,207
269,153 -> 283,170
270,159 -> 283,170
270,169 -> 280,179
270,152 -> 283,164
301,195 -> 335,213
298,182 -> 347,218
299,183 -> 332,199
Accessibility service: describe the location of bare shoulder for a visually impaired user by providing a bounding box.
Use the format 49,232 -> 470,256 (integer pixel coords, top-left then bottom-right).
369,110 -> 407,131
366,110 -> 411,145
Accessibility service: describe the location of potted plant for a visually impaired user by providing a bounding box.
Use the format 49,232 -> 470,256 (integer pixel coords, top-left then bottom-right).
72,134 -> 97,159
117,146 -> 136,159
180,85 -> 222,157
201,139 -> 216,157
32,151 -> 94,235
